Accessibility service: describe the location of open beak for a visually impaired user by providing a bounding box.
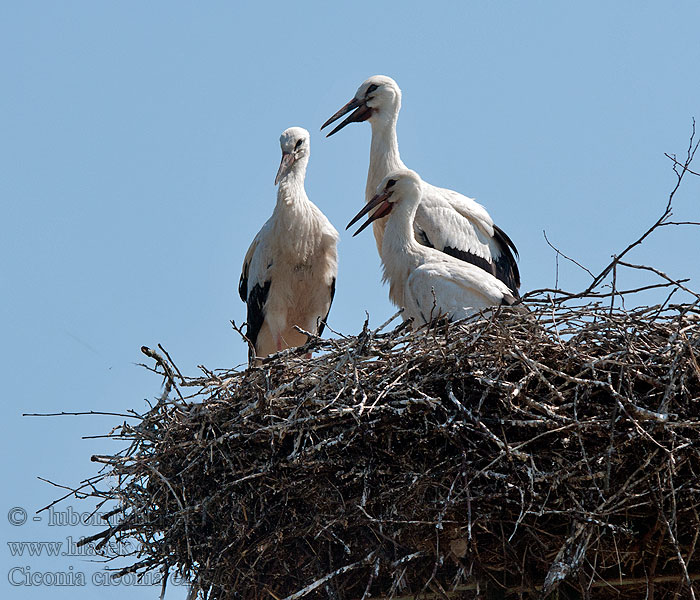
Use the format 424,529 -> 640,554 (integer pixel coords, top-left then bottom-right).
274,152 -> 295,185
346,190 -> 394,236
321,97 -> 372,137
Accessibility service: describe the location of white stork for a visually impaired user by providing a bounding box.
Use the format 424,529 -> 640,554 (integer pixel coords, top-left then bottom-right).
347,169 -> 519,327
321,75 -> 520,295
238,127 -> 339,363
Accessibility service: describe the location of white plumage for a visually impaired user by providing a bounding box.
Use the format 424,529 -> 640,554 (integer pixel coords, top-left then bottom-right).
347,169 -> 518,327
322,75 -> 520,295
239,127 -> 339,362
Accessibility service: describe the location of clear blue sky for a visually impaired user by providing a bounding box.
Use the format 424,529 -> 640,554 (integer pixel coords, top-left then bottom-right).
2,3 -> 699,599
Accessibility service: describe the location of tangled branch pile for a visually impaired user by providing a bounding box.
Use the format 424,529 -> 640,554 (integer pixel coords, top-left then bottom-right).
62,129 -> 699,599
79,296 -> 700,600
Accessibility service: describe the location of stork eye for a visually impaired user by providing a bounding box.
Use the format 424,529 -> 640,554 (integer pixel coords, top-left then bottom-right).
295,139 -> 303,149
366,84 -> 379,95
386,179 -> 397,188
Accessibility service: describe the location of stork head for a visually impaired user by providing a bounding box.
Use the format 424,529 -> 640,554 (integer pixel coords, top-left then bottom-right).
347,169 -> 422,236
321,75 -> 402,137
275,127 -> 310,185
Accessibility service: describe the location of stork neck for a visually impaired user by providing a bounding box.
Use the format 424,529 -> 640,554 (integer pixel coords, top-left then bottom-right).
276,166 -> 308,206
381,198 -> 422,265
367,118 -> 405,202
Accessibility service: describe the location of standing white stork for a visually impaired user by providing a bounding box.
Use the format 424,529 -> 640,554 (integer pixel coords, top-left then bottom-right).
347,169 -> 519,327
321,75 -> 520,295
238,127 -> 339,363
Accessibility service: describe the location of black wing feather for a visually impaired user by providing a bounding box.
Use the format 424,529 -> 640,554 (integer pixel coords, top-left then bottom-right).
316,277 -> 336,337
492,224 -> 520,296
245,280 -> 270,360
238,267 -> 248,303
415,228 -> 433,248
442,245 -> 495,278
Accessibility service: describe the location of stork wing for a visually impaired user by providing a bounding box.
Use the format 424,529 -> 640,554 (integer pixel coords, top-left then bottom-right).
317,277 -> 336,337
239,230 -> 261,302
415,184 -> 520,294
491,224 -> 520,295
312,222 -> 340,337
406,261 -> 514,325
239,220 -> 274,352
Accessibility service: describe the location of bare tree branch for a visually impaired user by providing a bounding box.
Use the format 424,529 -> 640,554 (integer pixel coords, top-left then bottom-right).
543,230 -> 595,278
583,119 -> 699,294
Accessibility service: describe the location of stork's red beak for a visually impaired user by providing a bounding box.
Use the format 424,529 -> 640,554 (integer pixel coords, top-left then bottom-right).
274,152 -> 295,185
347,190 -> 395,236
321,97 -> 372,137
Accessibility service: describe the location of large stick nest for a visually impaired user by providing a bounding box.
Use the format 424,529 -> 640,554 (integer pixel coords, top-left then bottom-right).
67,129 -> 700,599
82,298 -> 700,600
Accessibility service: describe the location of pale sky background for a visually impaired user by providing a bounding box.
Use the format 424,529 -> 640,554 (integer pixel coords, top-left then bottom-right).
1,2 -> 699,599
